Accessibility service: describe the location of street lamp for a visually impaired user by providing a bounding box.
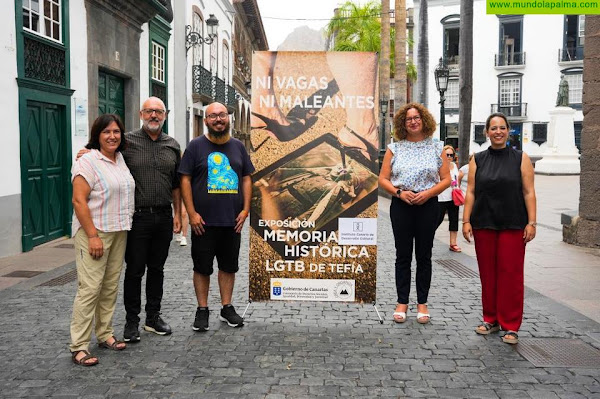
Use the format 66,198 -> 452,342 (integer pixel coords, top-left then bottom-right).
185,14 -> 219,53
379,98 -> 389,168
434,57 -> 450,144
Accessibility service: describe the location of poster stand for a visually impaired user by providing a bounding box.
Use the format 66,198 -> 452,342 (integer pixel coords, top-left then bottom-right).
240,299 -> 384,324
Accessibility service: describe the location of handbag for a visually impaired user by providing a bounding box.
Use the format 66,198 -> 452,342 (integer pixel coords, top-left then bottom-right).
451,181 -> 465,206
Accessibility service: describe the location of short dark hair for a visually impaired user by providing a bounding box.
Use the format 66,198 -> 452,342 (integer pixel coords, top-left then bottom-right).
86,114 -> 127,152
485,112 -> 510,131
393,102 -> 437,140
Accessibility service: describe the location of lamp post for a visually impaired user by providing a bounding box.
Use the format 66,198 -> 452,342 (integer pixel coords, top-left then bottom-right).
379,98 -> 389,168
185,14 -> 219,53
434,57 -> 450,144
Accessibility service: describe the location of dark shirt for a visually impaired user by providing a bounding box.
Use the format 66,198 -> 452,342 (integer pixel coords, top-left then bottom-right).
471,147 -> 528,230
179,135 -> 254,227
123,128 -> 181,208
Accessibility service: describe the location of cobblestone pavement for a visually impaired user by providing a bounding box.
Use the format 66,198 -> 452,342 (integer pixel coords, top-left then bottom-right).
1,205 -> 599,398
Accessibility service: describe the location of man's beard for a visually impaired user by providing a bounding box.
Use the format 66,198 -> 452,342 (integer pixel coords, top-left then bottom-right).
143,118 -> 164,134
207,121 -> 230,138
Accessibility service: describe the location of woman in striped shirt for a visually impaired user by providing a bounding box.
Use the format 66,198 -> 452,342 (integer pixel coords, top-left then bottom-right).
69,114 -> 135,366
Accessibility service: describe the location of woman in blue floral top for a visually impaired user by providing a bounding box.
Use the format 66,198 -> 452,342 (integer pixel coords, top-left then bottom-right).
379,103 -> 451,324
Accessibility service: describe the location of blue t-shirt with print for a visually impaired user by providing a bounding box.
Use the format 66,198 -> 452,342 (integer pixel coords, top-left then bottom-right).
179,135 -> 254,226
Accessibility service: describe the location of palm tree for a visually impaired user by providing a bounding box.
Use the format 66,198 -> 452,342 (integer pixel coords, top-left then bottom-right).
326,1 -> 382,52
417,0 -> 429,105
458,0 -> 473,167
394,0 -> 407,107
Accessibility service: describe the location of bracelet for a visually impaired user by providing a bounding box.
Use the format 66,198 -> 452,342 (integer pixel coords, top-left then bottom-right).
528,221 -> 537,227
240,210 -> 249,216
462,221 -> 470,224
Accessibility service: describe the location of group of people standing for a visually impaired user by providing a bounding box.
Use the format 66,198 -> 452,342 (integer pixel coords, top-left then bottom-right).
380,103 -> 537,345
69,98 -> 253,366
68,95 -> 536,366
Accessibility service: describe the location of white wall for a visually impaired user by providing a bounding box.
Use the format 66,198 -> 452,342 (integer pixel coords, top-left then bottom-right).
140,23 -> 150,119
0,5 -> 21,197
69,0 -> 90,162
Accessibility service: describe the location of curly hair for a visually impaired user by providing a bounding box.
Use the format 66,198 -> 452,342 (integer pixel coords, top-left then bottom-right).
393,102 -> 437,140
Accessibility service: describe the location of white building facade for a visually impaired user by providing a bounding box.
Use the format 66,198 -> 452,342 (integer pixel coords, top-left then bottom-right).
1,0 -> 265,258
413,0 -> 584,158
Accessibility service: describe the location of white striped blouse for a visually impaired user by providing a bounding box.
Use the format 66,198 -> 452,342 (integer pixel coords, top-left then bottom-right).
71,149 -> 135,235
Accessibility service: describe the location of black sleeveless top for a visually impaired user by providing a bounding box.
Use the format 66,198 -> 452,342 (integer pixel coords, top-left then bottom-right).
471,147 -> 528,230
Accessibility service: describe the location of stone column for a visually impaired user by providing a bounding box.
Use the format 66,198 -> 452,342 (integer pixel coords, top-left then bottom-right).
562,15 -> 600,247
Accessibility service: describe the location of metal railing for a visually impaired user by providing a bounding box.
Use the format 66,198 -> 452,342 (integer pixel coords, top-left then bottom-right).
214,76 -> 226,104
558,47 -> 583,62
226,85 -> 237,108
495,52 -> 526,66
491,103 -> 528,117
192,64 -> 212,99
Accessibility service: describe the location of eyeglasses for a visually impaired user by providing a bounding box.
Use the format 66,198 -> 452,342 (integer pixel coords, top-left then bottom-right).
141,109 -> 166,116
446,153 -> 455,158
405,116 -> 421,123
207,112 -> 229,121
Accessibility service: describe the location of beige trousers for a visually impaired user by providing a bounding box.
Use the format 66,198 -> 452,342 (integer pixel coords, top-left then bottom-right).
70,229 -> 127,352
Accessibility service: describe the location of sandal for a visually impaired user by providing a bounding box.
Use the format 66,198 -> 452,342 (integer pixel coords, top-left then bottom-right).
502,331 -> 519,345
71,350 -> 99,367
475,322 -> 500,335
98,336 -> 126,351
393,304 -> 408,323
416,304 -> 430,324
449,244 -> 462,253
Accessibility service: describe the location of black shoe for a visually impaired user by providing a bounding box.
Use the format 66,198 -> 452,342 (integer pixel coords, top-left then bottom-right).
123,321 -> 140,342
192,307 -> 209,332
143,313 -> 172,335
219,304 -> 244,328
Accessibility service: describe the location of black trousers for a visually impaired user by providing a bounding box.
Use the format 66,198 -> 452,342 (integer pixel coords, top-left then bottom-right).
437,200 -> 459,232
390,196 -> 438,304
124,210 -> 173,324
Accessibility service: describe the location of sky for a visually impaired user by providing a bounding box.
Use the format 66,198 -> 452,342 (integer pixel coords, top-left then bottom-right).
255,0 -> 346,50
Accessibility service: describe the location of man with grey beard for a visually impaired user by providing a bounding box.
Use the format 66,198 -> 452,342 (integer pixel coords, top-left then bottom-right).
179,102 -> 254,332
77,97 -> 181,341
121,97 -> 181,342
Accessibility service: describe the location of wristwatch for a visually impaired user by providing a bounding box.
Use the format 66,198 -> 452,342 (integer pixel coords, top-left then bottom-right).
528,221 -> 537,227
396,189 -> 402,197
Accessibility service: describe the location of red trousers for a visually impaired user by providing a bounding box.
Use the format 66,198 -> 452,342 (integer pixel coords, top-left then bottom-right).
473,229 -> 526,332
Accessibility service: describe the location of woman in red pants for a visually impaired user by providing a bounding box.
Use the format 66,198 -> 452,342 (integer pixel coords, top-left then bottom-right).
462,113 -> 537,345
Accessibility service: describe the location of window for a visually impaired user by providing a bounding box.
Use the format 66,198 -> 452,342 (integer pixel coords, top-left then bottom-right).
446,80 -> 459,110
498,15 -> 523,66
441,15 -> 460,65
499,77 -> 520,106
532,123 -> 548,145
578,15 -> 585,45
23,0 -> 62,43
474,124 -> 486,145
192,12 -> 204,66
565,73 -> 583,104
152,42 -> 165,83
223,41 -> 229,82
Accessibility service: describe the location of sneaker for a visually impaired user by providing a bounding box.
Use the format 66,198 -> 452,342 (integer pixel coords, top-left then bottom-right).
179,236 -> 187,246
143,313 -> 172,335
174,233 -> 182,242
192,307 -> 209,332
219,304 -> 244,328
123,321 -> 140,342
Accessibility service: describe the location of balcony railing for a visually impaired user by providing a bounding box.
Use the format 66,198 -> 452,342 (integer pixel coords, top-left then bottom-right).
226,85 -> 237,108
491,103 -> 528,118
214,77 -> 226,104
558,47 -> 583,62
495,52 -> 526,66
192,64 -> 213,99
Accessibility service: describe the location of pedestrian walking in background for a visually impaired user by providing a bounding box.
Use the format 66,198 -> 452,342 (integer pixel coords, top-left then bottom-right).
379,103 -> 451,324
70,114 -> 134,366
180,102 -> 254,332
436,145 -> 464,252
462,112 -> 537,345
